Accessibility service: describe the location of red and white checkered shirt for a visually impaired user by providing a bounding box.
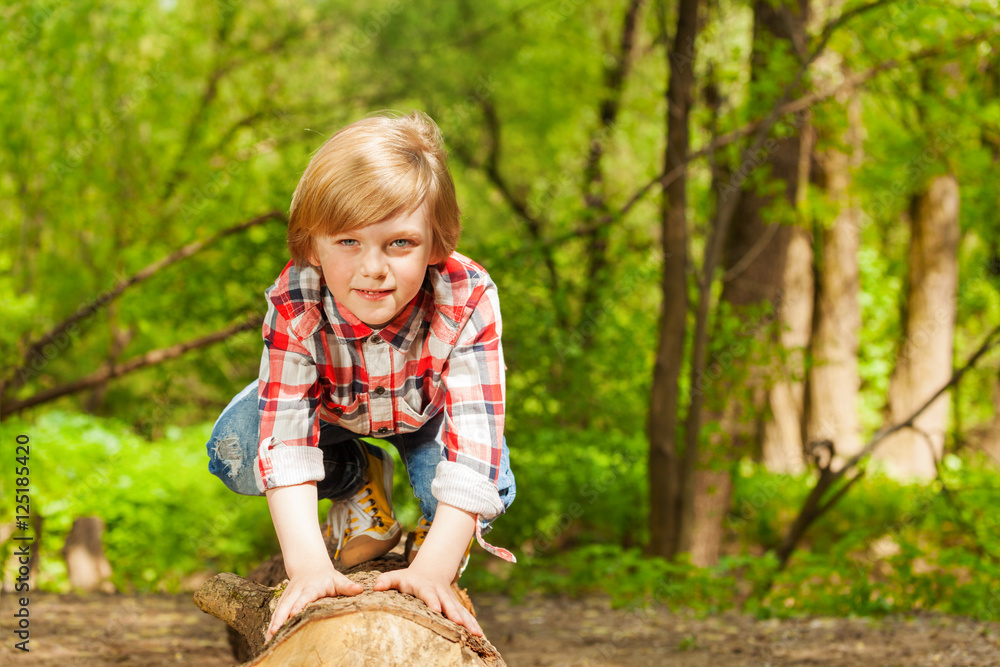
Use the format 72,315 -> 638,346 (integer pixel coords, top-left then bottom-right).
255,252 -> 511,559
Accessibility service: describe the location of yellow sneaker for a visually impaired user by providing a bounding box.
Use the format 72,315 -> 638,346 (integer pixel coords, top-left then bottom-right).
404,516 -> 473,582
326,445 -> 400,568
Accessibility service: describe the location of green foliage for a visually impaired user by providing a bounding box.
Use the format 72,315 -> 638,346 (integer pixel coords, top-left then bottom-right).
3,0 -> 1000,632
487,427 -> 648,552
3,411 -> 998,624
0,411 -> 277,592
467,455 -> 1000,623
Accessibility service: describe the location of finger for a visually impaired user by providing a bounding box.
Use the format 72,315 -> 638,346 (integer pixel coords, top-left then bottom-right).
440,594 -> 465,626
288,594 -> 309,618
460,609 -> 483,636
335,574 -> 364,596
442,592 -> 482,636
372,571 -> 398,592
451,600 -> 481,636
421,589 -> 443,614
276,588 -> 315,632
466,612 -> 484,636
268,592 -> 294,638
339,581 -> 364,595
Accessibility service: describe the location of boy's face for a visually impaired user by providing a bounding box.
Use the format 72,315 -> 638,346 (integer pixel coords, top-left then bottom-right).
308,205 -> 441,329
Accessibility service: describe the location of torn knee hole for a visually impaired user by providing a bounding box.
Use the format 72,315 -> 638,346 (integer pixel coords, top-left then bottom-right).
213,435 -> 244,478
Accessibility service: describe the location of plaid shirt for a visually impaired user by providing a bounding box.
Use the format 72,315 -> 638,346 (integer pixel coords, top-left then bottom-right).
255,252 -> 510,557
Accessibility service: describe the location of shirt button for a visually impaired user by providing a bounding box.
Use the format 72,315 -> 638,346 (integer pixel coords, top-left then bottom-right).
370,335 -> 382,344
377,426 -> 389,434
374,386 -> 386,395
332,407 -> 343,416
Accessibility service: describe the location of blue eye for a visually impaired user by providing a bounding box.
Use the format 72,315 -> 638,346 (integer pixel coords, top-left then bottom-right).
391,239 -> 414,248
338,239 -> 358,247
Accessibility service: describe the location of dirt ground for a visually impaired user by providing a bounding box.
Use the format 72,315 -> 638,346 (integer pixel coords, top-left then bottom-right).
1,591 -> 997,666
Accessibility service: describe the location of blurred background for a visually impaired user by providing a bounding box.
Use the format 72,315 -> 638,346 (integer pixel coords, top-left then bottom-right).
1,0 -> 999,626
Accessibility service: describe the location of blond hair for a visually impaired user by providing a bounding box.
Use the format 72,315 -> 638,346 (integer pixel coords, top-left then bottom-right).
287,111 -> 461,267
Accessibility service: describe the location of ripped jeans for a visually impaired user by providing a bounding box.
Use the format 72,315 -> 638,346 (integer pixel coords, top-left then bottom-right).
206,381 -> 516,528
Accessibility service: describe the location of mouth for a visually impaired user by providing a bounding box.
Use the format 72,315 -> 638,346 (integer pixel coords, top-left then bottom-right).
354,288 -> 393,300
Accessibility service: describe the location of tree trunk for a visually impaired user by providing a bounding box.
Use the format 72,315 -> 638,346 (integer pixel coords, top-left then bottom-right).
804,90 -> 863,465
983,375 -> 1000,466
195,553 -> 504,667
762,220 -> 813,474
647,0 -> 699,558
687,0 -> 810,565
63,516 -> 114,593
762,56 -> 817,473
876,175 -> 960,478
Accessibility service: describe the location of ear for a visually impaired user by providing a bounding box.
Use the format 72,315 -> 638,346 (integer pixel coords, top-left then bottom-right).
305,242 -> 320,268
428,244 -> 448,267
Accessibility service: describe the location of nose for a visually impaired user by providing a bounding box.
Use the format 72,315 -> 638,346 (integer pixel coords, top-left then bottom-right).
359,247 -> 388,279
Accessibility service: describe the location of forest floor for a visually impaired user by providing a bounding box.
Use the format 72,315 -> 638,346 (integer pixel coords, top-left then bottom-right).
1,590 -> 997,666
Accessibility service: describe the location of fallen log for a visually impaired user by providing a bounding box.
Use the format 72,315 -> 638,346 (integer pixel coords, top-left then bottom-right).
194,550 -> 505,666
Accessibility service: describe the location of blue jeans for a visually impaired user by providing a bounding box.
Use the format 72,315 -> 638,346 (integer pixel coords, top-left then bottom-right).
206,381 -> 515,529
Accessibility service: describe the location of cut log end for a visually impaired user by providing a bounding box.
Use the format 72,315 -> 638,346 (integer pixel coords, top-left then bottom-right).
194,554 -> 505,667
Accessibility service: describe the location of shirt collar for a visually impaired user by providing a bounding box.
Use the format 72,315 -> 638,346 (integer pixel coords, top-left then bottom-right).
319,274 -> 433,354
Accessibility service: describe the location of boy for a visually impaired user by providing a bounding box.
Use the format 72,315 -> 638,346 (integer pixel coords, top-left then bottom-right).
206,111 -> 516,641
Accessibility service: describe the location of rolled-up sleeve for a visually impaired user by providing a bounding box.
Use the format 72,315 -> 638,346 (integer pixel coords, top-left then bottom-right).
256,298 -> 324,491
430,279 -> 506,519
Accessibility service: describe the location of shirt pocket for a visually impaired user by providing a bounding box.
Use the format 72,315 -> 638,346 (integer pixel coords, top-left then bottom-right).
319,393 -> 368,433
397,384 -> 443,425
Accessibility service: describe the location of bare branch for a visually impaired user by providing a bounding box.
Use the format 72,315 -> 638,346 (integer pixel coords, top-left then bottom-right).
451,100 -> 572,330
576,0 -> 647,349
921,428 -> 1000,565
774,322 -> 1000,568
478,101 -> 550,244
1,314 -> 261,419
721,222 -> 780,283
160,22 -> 308,202
159,8 -> 240,203
2,211 -> 286,398
581,0 -> 646,209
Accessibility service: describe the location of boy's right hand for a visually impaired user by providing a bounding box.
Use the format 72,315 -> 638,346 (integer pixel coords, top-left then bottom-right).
264,482 -> 363,643
266,559 -> 363,642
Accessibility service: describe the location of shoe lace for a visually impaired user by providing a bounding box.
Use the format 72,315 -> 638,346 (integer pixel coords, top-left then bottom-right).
356,486 -> 385,527
327,502 -> 351,559
328,467 -> 394,560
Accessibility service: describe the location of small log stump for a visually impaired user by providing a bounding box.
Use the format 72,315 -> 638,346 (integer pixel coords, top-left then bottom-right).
194,551 -> 504,666
63,516 -> 113,592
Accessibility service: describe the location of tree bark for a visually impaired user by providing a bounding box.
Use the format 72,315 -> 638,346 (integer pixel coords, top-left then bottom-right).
804,90 -> 863,464
762,220 -> 813,474
647,0 -> 699,558
63,517 -> 114,593
875,175 -> 960,478
195,554 -> 503,667
762,32 -> 819,473
983,375 -> 1000,466
687,0 -> 810,566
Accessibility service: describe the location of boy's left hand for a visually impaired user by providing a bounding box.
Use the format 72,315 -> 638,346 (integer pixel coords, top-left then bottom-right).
373,562 -> 483,636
